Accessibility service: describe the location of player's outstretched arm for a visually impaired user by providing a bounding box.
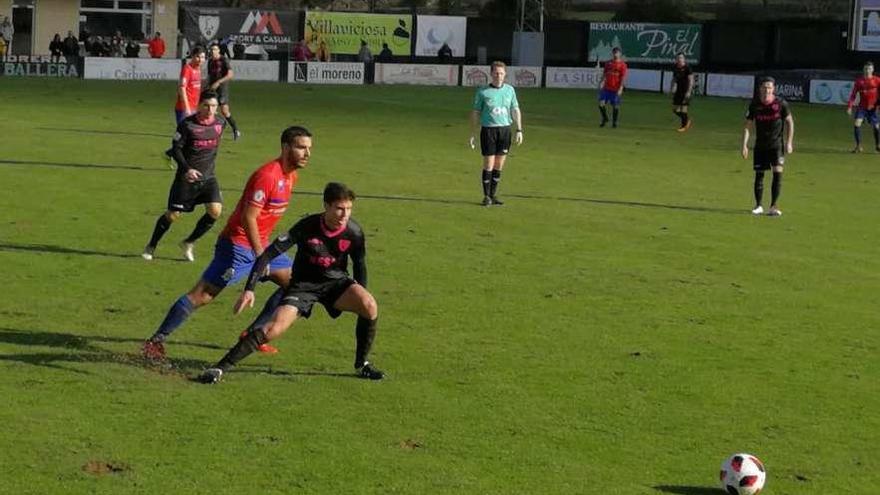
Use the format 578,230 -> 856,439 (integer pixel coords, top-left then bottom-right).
785,114 -> 795,154
469,110 -> 480,149
512,108 -> 523,146
741,120 -> 752,159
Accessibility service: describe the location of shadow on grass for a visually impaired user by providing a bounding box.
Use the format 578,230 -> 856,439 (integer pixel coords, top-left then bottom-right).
0,159 -> 165,172
0,242 -> 185,262
224,188 -> 743,214
36,126 -> 169,139
653,485 -> 722,495
0,327 -> 225,377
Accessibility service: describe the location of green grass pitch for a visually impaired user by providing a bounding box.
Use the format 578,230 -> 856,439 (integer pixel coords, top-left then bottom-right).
0,78 -> 877,494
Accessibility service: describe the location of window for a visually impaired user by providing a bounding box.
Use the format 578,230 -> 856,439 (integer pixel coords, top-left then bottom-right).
79,0 -> 153,39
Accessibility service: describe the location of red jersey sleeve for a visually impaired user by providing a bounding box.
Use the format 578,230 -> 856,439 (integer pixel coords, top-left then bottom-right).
179,65 -> 189,88
245,170 -> 277,208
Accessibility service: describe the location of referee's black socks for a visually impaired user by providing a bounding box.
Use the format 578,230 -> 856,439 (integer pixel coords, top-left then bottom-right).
184,213 -> 217,244
489,169 -> 502,198
217,327 -> 268,371
148,214 -> 172,248
481,169 -> 491,197
227,115 -> 239,134
612,107 -> 620,126
354,317 -> 378,369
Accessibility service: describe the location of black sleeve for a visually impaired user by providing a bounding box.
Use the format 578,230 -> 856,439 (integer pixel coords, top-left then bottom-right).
171,120 -> 189,170
745,102 -> 757,121
780,99 -> 791,119
351,232 -> 367,288
243,223 -> 301,291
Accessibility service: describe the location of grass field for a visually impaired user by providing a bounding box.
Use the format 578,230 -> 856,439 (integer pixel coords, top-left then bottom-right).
0,78 -> 877,494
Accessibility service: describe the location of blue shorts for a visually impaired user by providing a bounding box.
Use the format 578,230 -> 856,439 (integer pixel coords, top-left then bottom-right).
855,107 -> 879,126
598,89 -> 621,106
201,238 -> 293,289
175,109 -> 192,124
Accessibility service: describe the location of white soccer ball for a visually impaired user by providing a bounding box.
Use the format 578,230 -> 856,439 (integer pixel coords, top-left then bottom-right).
720,453 -> 767,495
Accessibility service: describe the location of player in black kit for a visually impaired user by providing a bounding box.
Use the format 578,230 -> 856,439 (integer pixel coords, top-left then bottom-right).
208,42 -> 240,140
742,77 -> 794,217
198,182 -> 385,383
671,52 -> 694,132
143,90 -> 227,261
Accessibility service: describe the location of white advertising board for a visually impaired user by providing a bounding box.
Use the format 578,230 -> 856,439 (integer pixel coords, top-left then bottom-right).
461,65 -> 542,88
809,79 -> 855,105
706,73 -> 755,98
545,67 -> 602,89
84,57 -> 181,80
662,70 -> 707,96
374,63 -> 458,86
288,62 -> 365,85
625,68 -> 662,91
416,15 -> 467,57
229,60 -> 279,81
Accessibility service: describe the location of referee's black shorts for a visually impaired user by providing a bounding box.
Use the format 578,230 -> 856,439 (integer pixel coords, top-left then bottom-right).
480,126 -> 512,157
167,176 -> 222,212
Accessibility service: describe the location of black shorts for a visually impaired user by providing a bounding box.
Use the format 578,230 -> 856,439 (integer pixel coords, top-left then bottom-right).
167,176 -> 222,212
753,148 -> 785,171
281,277 -> 356,319
480,126 -> 511,157
672,90 -> 690,107
215,84 -> 230,105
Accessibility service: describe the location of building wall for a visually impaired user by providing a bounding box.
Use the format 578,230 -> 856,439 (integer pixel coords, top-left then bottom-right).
34,0 -> 78,55
153,0 -> 178,58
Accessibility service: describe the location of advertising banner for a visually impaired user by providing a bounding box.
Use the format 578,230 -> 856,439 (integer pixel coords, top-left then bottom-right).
662,70 -> 706,96
588,23 -> 701,64
84,57 -> 181,80
545,67 -> 602,89
183,7 -> 299,53
288,62 -> 365,84
1,55 -> 81,78
374,63 -> 458,86
770,77 -> 808,102
706,73 -> 755,98
625,68 -> 662,91
461,65 -> 542,88
852,0 -> 880,51
229,60 -> 279,81
305,12 -> 413,56
809,79 -> 855,105
415,15 -> 466,57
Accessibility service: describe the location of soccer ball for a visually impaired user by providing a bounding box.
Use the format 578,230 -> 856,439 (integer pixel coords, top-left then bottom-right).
720,453 -> 766,495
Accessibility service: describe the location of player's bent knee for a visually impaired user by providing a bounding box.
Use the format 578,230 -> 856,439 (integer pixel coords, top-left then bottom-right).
165,210 -> 182,222
207,203 -> 222,219
360,293 -> 378,320
772,166 -> 784,174
189,280 -> 221,306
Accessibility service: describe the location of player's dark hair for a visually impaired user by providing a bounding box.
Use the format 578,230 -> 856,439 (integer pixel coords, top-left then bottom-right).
675,52 -> 685,58
190,45 -> 206,57
280,126 -> 312,146
323,182 -> 356,204
612,47 -> 621,53
199,90 -> 219,102
866,61 -> 874,67
758,76 -> 775,85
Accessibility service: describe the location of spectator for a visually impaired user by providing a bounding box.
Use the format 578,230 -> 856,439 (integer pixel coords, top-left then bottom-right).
0,16 -> 13,55
232,40 -> 245,60
0,33 -> 7,58
292,39 -> 313,61
111,30 -> 124,57
437,42 -> 453,63
356,40 -> 372,63
63,30 -> 79,60
100,36 -> 112,57
376,43 -> 393,63
125,38 -> 140,58
148,32 -> 165,58
50,33 -> 64,61
316,40 -> 331,62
